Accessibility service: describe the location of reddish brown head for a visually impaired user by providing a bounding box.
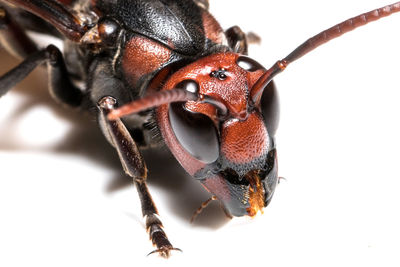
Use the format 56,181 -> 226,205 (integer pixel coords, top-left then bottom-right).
156,52 -> 279,217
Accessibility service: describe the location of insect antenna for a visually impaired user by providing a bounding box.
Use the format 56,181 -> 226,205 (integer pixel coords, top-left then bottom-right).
108,88 -> 229,120
201,95 -> 228,117
251,1 -> 400,103
107,89 -> 198,120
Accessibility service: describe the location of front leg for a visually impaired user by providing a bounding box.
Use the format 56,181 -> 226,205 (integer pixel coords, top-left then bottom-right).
97,96 -> 178,258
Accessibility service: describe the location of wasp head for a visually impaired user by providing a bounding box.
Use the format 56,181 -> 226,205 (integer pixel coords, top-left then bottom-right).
157,52 -> 280,217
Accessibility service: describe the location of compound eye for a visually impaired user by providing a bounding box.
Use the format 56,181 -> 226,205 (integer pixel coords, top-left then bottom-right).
169,103 -> 219,163
98,18 -> 121,47
175,80 -> 199,94
237,56 -> 264,72
260,82 -> 280,137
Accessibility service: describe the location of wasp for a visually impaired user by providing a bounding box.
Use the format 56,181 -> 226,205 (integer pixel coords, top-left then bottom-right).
0,0 -> 399,258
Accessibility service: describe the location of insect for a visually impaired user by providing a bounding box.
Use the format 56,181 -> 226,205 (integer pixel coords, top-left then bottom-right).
0,0 -> 399,259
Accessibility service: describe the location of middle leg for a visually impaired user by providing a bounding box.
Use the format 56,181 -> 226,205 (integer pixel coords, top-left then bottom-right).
0,44 -> 83,107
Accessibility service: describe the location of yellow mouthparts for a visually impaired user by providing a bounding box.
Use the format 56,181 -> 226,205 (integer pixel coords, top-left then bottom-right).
245,171 -> 265,217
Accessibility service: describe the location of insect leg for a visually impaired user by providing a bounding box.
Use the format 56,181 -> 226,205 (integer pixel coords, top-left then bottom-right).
0,45 -> 82,107
98,96 -> 178,258
0,6 -> 37,59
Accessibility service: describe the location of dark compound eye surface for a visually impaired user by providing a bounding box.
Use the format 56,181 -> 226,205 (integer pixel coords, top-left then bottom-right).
260,82 -> 280,137
169,102 -> 219,163
237,56 -> 264,72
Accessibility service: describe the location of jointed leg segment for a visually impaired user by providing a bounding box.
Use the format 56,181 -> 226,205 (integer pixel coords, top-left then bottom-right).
0,8 -> 82,106
98,96 -> 178,258
0,44 -> 82,107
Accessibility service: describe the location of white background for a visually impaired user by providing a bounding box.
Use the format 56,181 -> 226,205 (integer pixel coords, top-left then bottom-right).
1,0 -> 400,266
